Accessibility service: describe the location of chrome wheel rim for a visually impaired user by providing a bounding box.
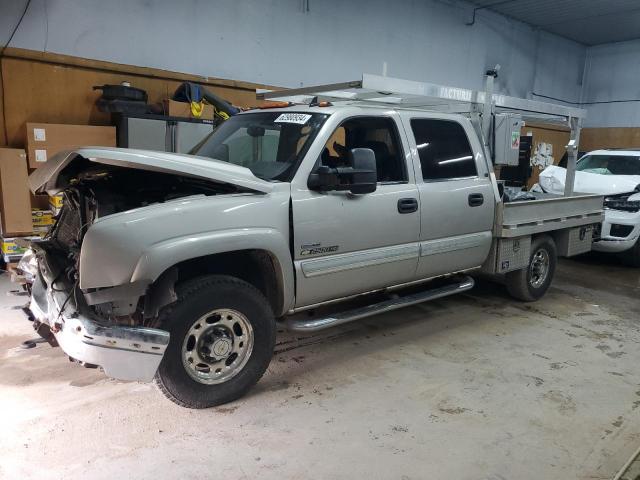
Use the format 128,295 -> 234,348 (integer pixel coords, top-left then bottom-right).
181,308 -> 254,385
529,248 -> 550,288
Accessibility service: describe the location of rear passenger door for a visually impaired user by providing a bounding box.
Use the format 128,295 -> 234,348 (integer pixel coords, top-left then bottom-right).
400,114 -> 495,278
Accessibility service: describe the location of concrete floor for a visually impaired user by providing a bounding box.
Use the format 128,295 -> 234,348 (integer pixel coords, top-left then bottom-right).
1,255 -> 639,480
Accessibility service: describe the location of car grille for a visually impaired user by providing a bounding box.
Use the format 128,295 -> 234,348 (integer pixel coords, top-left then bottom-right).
603,193 -> 640,212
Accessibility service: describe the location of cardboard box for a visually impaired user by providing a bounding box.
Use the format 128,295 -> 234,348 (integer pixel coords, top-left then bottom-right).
31,193 -> 50,210
1,237 -> 28,256
26,123 -> 117,145
26,123 -> 116,168
32,209 -> 54,233
49,193 -> 64,210
164,99 -> 214,121
27,144 -> 81,168
1,235 -> 41,262
49,193 -> 64,216
0,148 -> 33,236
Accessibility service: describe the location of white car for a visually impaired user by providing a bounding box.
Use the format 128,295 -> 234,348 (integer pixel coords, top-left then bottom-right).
538,149 -> 640,266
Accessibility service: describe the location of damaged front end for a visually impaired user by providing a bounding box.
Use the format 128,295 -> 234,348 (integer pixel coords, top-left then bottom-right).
18,147 -> 273,381
28,248 -> 169,381
594,190 -> 640,252
25,180 -> 172,381
20,148 -> 263,381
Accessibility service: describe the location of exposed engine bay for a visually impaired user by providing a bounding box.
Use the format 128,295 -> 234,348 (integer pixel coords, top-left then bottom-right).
36,159 -> 246,321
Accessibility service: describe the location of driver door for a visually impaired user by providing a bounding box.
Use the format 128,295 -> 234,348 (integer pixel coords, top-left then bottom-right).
291,113 -> 421,307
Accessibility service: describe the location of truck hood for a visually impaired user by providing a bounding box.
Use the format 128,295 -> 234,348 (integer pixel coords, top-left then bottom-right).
538,165 -> 640,195
29,147 -> 274,194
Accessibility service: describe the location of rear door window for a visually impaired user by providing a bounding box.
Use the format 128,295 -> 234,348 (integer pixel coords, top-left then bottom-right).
410,119 -> 477,181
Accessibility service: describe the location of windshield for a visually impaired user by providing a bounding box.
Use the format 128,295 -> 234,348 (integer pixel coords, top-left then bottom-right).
576,154 -> 640,176
191,111 -> 328,181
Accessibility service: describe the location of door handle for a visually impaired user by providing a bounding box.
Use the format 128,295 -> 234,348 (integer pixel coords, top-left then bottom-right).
397,198 -> 418,214
468,193 -> 484,207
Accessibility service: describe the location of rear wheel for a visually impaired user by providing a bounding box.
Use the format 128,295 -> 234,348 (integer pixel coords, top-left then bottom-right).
154,275 -> 276,408
506,235 -> 557,302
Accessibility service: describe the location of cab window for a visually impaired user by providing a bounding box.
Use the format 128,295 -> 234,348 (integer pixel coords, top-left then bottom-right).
320,117 -> 406,183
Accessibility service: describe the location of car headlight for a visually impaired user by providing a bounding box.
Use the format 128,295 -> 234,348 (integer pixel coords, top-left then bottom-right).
603,191 -> 640,212
603,199 -> 640,212
17,248 -> 38,284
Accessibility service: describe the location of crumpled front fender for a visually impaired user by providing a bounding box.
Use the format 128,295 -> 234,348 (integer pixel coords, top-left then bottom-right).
78,185 -> 294,315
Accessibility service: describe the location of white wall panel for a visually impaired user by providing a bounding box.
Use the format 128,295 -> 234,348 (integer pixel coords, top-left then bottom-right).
582,39 -> 640,127
2,0 -> 585,103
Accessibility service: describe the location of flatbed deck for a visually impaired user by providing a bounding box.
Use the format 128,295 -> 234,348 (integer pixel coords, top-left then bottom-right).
498,194 -> 604,238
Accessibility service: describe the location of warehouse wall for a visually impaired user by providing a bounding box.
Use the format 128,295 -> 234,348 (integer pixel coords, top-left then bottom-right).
0,49 -> 273,147
582,39 -> 640,128
2,0 -> 586,103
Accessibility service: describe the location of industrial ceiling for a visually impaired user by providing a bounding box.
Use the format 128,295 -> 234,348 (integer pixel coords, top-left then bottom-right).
467,0 -> 640,46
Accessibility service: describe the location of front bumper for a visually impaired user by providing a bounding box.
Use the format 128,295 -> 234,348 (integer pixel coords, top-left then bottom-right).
28,263 -> 170,383
592,208 -> 640,253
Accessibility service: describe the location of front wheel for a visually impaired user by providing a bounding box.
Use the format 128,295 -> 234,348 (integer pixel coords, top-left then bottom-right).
154,275 -> 276,408
506,235 -> 557,302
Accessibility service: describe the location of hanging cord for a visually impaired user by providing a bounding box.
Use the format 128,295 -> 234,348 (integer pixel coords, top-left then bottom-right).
532,91 -> 640,105
0,0 -> 31,58
1,0 -> 32,145
55,278 -> 79,323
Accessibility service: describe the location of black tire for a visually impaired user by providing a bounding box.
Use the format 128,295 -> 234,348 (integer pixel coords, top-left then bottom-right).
154,275 -> 275,408
623,239 -> 640,267
506,235 -> 557,302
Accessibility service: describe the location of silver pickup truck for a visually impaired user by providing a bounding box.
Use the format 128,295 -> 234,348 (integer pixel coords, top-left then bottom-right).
19,75 -> 603,408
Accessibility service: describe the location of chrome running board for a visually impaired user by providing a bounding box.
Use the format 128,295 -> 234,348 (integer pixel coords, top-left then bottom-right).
286,275 -> 475,333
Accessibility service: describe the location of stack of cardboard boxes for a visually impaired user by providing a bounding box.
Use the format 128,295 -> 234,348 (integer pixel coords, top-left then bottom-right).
0,148 -> 41,263
0,123 -> 116,264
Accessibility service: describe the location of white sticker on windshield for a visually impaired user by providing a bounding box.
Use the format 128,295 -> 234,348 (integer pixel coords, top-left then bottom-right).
274,113 -> 312,125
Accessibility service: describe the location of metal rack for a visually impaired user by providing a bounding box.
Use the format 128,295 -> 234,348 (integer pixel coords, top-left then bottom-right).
258,73 -> 586,196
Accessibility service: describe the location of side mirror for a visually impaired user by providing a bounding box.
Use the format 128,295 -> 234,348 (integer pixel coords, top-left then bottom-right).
308,148 -> 377,194
348,148 -> 377,194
